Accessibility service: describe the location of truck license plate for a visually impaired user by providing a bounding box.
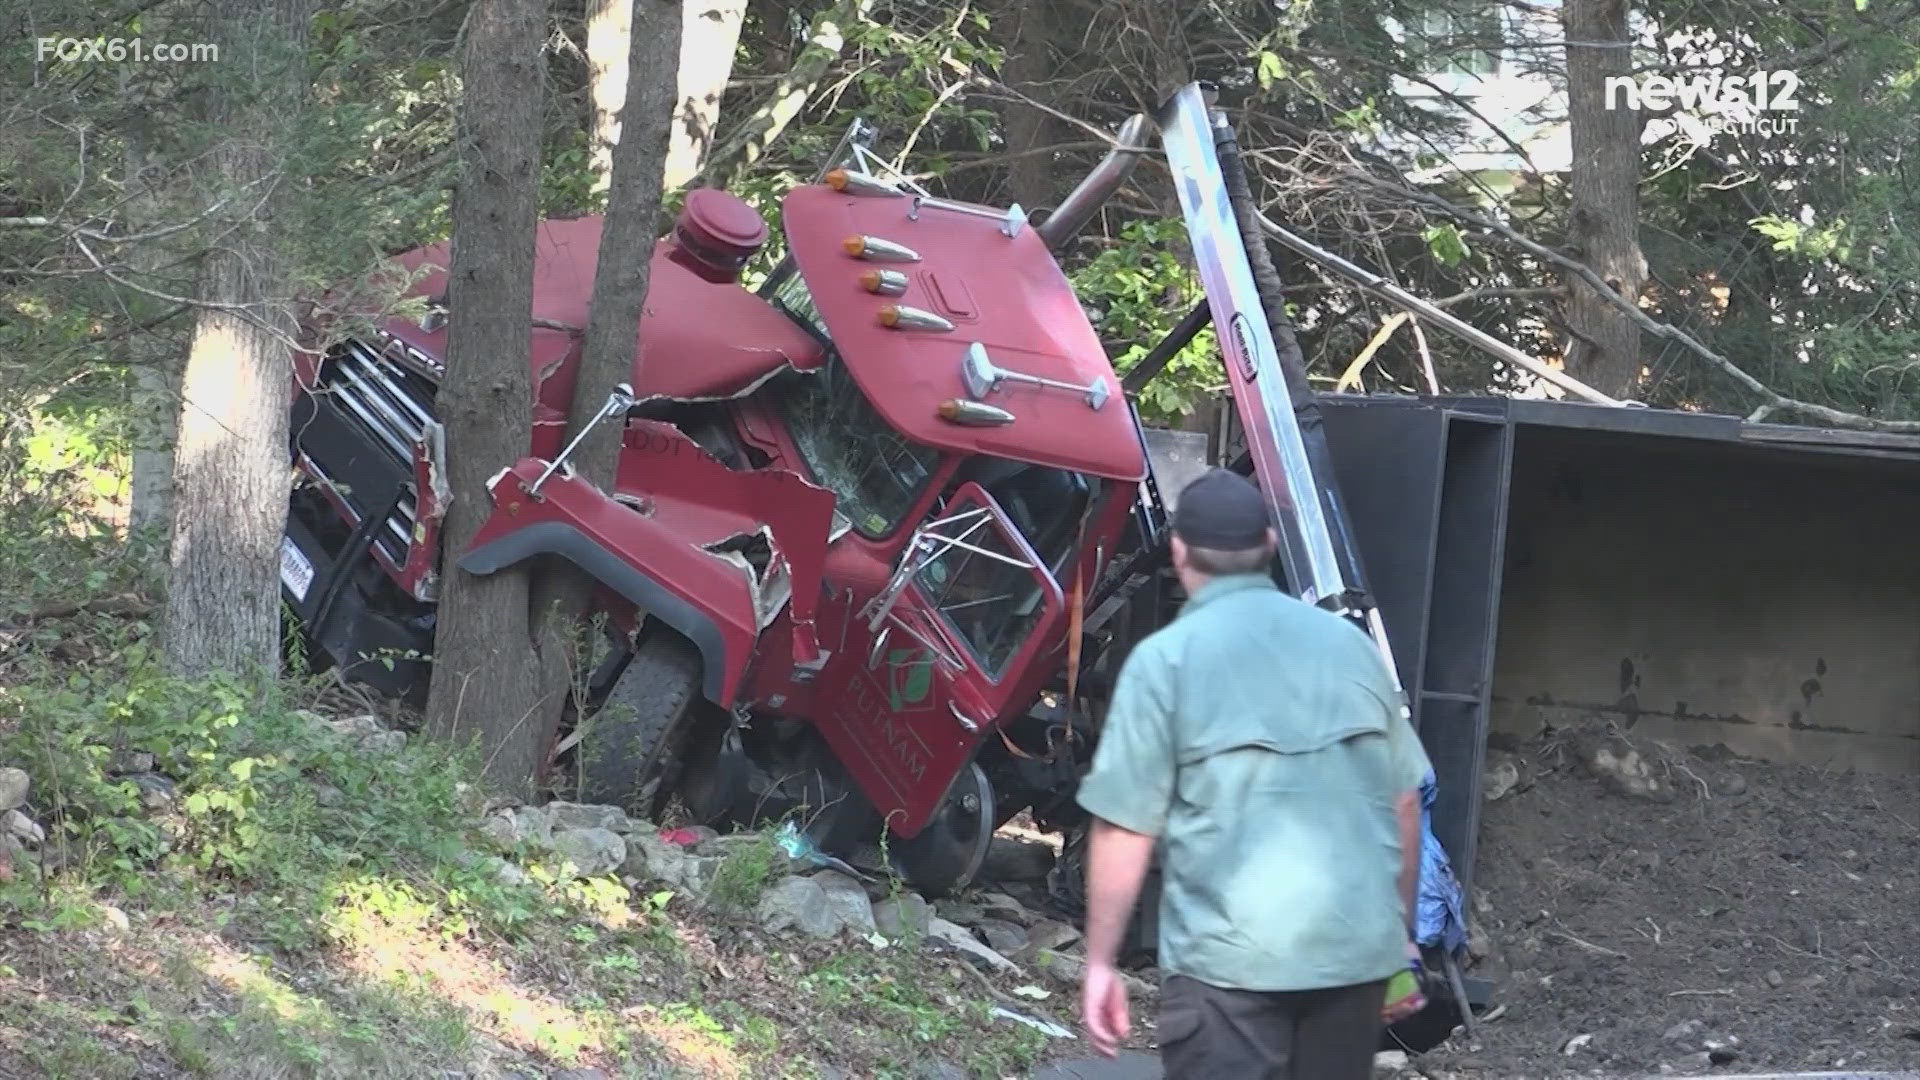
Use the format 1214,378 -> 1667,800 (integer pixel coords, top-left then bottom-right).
280,536 -> 315,602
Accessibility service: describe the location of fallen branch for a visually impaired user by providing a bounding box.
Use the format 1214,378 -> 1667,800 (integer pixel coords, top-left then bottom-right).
5,594 -> 154,622
1548,929 -> 1630,959
697,0 -> 877,190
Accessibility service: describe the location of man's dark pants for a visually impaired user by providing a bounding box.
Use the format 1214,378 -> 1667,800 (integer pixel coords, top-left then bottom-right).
1157,973 -> 1386,1079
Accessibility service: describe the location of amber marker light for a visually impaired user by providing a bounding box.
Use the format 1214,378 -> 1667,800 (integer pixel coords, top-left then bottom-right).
859,269 -> 909,296
877,305 -> 955,332
842,235 -> 921,262
938,399 -> 1015,426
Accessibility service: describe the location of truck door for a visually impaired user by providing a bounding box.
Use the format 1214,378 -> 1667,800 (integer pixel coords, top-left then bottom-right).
812,481 -> 1064,839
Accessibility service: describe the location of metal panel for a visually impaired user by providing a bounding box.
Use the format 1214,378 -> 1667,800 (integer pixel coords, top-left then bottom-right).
1318,401 -> 1446,708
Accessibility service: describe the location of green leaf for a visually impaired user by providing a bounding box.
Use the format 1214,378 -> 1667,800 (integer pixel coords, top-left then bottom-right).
1257,51 -> 1285,89
1422,224 -> 1470,267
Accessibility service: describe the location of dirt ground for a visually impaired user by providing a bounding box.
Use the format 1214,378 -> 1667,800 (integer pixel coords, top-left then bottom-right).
1415,724 -> 1920,1078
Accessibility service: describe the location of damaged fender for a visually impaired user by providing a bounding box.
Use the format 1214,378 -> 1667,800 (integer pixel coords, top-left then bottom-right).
459,426 -> 836,706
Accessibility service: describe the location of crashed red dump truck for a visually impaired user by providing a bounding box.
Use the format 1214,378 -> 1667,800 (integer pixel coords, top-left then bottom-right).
280,139 -> 1170,898
278,89 -> 1478,1041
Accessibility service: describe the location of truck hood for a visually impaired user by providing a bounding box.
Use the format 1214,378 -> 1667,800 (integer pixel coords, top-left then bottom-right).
781,185 -> 1147,482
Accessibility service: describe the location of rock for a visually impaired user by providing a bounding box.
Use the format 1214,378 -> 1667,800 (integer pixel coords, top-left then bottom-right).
323,714 -> 405,753
758,875 -> 839,938
4,809 -> 45,845
873,893 -> 933,939
1707,1045 -> 1740,1066
981,837 -> 1055,883
812,871 -> 877,936
977,891 -> 1033,926
1663,1019 -> 1704,1045
549,827 -> 627,877
1572,733 -> 1673,802
929,917 -> 1020,973
1374,1049 -> 1410,1075
478,813 -> 520,852
935,898 -> 983,926
624,832 -> 722,896
1467,922 -> 1493,961
545,802 -> 629,833
311,782 -> 346,808
1037,948 -> 1084,984
551,1069 -> 610,1080
1483,750 -> 1523,802
1014,918 -> 1082,962
1562,1032 -> 1594,1055
976,918 -> 1029,956
99,905 -> 130,932
914,1063 -> 967,1080
127,773 -> 175,811
106,750 -> 155,775
0,767 -> 27,812
486,856 -> 528,886
1764,969 -> 1784,989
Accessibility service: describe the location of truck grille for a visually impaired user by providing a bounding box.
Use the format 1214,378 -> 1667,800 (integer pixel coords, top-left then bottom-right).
310,338 -> 440,565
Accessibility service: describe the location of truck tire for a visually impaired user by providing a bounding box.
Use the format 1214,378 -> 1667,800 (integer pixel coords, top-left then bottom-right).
578,631 -> 703,821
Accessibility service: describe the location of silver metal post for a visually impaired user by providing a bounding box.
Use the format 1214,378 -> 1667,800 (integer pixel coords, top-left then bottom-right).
530,382 -> 636,495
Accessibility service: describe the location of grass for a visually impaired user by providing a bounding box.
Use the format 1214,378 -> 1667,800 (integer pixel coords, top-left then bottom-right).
0,454 -> 1064,1079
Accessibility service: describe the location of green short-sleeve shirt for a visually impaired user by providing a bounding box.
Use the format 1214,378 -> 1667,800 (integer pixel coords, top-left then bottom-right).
1076,573 -> 1431,992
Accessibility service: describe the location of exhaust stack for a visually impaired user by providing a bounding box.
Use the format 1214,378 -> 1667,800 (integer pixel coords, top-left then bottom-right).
1035,114 -> 1151,251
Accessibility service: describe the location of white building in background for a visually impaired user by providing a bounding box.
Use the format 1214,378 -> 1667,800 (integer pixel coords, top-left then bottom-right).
1375,0 -> 1573,193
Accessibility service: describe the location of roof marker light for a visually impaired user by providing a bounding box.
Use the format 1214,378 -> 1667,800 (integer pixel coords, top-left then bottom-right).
938,399 -> 1016,426
859,269 -> 910,296
842,235 -> 921,262
877,304 -> 954,332
825,168 -> 905,197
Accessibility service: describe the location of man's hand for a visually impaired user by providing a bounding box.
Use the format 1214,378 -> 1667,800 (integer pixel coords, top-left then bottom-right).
1081,959 -> 1130,1057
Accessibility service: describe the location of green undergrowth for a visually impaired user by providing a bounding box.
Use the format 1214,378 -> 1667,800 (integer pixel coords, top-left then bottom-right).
0,598 -> 1056,1079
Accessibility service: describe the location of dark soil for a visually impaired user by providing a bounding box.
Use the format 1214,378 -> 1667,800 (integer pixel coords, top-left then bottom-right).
1418,726 -> 1920,1078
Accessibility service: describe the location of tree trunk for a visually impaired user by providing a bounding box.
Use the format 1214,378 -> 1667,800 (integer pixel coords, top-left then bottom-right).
521,0 -> 684,782
666,0 -> 746,189
123,117 -> 179,561
1560,0 -> 1646,397
998,0 -> 1058,212
424,0 -> 554,792
160,0 -> 311,684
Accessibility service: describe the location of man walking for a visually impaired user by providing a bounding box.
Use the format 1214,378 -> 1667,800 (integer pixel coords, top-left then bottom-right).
1076,468 -> 1428,1078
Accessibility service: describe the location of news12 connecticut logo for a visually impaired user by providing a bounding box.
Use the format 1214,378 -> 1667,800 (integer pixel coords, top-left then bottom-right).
1603,69 -> 1803,137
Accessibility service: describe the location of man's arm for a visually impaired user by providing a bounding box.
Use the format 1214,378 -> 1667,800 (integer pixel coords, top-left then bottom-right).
1395,788 -> 1420,932
1084,817 -> 1157,969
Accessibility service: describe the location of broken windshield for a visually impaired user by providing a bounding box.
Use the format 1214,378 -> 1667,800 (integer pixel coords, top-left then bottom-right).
771,273 -> 941,539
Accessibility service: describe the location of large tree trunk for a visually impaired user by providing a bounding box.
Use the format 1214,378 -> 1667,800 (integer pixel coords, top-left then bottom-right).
428,0 -> 681,796
666,0 -> 746,189
997,0 -> 1058,212
424,0 -> 553,790
160,0 -> 311,683
1560,0 -> 1647,397
521,0 -> 684,781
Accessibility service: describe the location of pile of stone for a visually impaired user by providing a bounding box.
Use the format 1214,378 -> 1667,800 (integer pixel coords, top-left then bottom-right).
0,765 -> 43,878
472,802 -> 1110,992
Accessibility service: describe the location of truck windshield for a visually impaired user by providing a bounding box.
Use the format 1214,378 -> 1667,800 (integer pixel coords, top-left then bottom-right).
771,273 -> 940,538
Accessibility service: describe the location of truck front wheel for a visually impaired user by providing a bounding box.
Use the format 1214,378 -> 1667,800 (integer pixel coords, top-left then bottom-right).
577,630 -> 704,822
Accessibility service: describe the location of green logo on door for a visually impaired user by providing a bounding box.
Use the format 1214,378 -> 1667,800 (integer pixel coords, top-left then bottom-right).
886,648 -> 933,711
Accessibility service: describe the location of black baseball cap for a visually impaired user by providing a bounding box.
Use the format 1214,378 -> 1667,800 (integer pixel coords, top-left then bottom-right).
1172,468 -> 1271,549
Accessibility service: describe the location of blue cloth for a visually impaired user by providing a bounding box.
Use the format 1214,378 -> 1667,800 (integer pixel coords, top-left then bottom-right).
1413,769 -> 1468,954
